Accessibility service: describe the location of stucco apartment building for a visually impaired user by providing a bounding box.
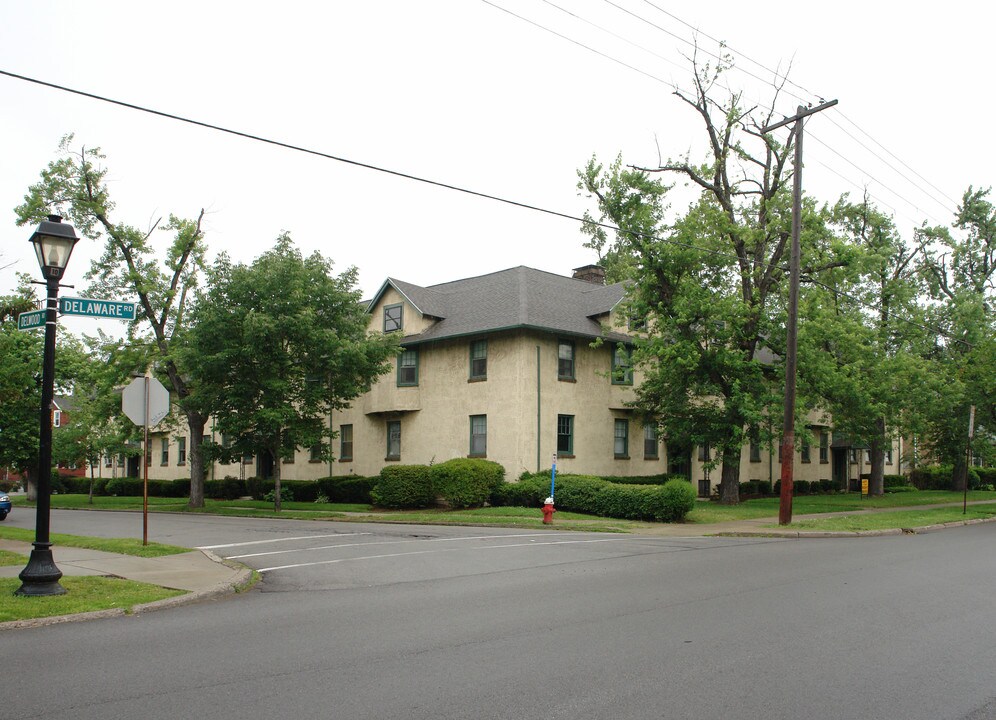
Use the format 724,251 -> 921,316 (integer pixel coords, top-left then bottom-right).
98,265 -> 902,493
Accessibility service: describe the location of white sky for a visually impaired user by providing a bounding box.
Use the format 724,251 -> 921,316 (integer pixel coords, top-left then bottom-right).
0,1 -> 989,323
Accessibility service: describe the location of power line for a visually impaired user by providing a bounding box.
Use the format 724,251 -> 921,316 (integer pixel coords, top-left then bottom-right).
0,69 -> 962,348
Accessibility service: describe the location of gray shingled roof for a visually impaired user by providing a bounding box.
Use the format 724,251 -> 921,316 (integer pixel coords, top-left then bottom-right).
372,266 -> 631,345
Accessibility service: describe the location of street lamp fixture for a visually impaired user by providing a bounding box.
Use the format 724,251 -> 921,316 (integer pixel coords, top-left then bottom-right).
16,215 -> 79,596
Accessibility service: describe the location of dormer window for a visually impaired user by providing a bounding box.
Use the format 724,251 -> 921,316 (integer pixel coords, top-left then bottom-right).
384,304 -> 403,333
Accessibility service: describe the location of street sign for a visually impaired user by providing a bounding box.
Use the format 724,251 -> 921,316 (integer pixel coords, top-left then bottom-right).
17,309 -> 45,331
60,296 -> 136,321
122,376 -> 170,427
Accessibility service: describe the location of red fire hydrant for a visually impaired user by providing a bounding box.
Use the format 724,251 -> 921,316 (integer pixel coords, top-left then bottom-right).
541,497 -> 555,524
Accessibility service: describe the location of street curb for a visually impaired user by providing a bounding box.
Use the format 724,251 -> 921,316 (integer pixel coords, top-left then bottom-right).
0,552 -> 256,631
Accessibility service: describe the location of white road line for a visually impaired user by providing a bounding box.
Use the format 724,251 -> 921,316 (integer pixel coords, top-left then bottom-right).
257,536 -> 623,572
229,532 -> 580,559
196,532 -> 370,550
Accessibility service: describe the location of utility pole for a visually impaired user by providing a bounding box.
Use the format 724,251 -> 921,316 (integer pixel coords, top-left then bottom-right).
761,99 -> 838,526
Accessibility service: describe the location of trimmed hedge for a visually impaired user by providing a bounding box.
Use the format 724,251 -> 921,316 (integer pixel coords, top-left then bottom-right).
371,465 -> 434,509
491,473 -> 697,523
430,458 -> 505,508
317,476 -> 377,504
908,465 -> 982,491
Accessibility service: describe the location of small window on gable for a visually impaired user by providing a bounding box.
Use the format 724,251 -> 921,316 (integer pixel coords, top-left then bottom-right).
384,303 -> 403,333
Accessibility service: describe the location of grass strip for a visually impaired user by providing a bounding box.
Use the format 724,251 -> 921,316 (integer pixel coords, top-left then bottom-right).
0,576 -> 185,623
775,505 -> 996,532
0,526 -> 189,558
0,549 -> 27,567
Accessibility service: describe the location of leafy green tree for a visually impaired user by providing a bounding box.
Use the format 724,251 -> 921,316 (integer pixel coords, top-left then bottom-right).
798,194 -> 937,494
183,234 -> 396,510
14,135 -> 211,506
0,286 -> 91,499
578,59 -> 846,503
916,186 -> 996,487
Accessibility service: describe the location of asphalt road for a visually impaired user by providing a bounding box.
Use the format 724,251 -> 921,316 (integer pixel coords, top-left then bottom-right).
3,509 -> 996,719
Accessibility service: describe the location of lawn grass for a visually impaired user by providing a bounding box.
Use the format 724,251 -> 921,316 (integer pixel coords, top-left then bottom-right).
776,504 -> 996,532
0,549 -> 27,567
0,576 -> 185,623
0,526 -> 190,558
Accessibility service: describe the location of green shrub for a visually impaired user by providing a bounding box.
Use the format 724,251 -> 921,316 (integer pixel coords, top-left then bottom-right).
758,480 -> 773,496
977,468 -> 996,486
490,476 -> 547,507
204,477 -> 246,500
317,476 -> 378,504
883,475 -> 907,489
429,458 -> 505,508
553,475 -> 606,515
264,487 -> 293,503
595,483 -> 646,519
631,479 -> 695,522
794,480 -> 811,495
602,475 -> 668,486
910,465 -> 954,491
372,465 -> 434,509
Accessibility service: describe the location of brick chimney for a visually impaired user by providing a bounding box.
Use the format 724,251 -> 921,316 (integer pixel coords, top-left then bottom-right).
572,264 -> 606,285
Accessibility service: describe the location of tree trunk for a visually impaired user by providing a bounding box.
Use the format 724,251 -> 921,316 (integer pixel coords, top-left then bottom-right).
718,446 -> 741,504
185,410 -> 208,508
272,447 -> 282,512
868,418 -> 886,496
24,467 -> 37,502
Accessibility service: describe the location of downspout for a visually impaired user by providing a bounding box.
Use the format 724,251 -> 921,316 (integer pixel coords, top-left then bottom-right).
536,345 -> 541,473
328,412 -> 333,478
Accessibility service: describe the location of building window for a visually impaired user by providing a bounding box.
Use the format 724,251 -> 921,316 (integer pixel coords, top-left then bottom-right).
558,340 -> 575,381
177,437 -> 187,465
643,424 -> 659,459
611,344 -> 633,385
698,442 -> 711,462
557,415 -> 574,456
469,340 -> 487,380
749,440 -> 761,463
470,415 -> 487,456
386,420 -> 401,460
219,434 -> 231,465
397,349 -> 418,386
819,431 -> 829,463
53,410 -> 61,428
242,452 -> 253,465
849,448 -> 858,464
614,419 -> 629,458
384,303 -> 403,333
309,444 -> 322,462
104,454 -> 112,467
340,424 -> 353,461
160,438 -> 169,465
801,439 -> 811,463
886,448 -> 893,465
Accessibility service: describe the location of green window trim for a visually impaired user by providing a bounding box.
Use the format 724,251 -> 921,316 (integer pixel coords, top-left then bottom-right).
558,340 -> 575,381
611,343 -> 634,385
177,437 -> 187,465
557,414 -> 574,456
386,420 -> 401,460
469,339 -> 487,380
614,419 -> 629,458
160,438 -> 169,466
384,303 -> 403,333
469,415 -> 487,456
397,349 -> 419,386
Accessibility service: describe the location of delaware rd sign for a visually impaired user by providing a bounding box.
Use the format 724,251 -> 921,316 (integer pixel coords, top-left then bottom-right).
59,296 -> 136,320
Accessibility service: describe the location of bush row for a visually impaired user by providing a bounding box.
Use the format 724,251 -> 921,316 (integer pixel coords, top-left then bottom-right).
908,465 -> 987,491
493,473 -> 697,523
370,459 -> 505,509
53,475 -> 380,503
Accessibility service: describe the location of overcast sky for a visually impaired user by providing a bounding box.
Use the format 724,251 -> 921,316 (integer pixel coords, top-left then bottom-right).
1,1 -> 989,320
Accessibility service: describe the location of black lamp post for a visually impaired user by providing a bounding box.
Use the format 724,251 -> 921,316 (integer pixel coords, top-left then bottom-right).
16,215 -> 79,597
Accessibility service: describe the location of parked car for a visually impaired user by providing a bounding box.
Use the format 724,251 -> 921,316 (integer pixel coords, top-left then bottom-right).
0,492 -> 11,520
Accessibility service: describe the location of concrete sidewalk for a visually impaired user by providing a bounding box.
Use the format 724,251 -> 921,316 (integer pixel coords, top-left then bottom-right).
0,540 -> 253,629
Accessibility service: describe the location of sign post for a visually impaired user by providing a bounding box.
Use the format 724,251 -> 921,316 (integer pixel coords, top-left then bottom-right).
122,376 -> 170,545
